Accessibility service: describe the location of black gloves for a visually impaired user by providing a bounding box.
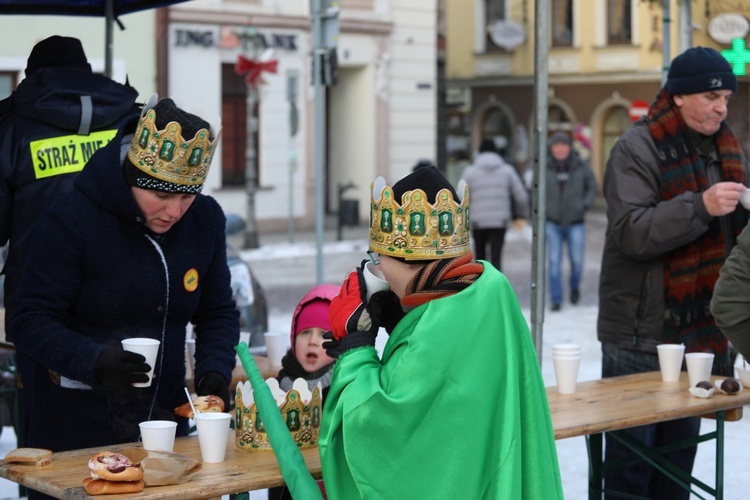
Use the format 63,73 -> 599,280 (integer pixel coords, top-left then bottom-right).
323,330 -> 377,359
368,290 -> 406,334
94,345 -> 150,389
197,372 -> 231,411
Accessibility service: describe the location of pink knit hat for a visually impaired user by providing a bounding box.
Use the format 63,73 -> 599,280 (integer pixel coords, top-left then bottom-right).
290,284 -> 339,354
292,300 -> 331,344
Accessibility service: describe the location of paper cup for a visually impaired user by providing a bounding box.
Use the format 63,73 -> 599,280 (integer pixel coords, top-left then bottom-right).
185,339 -> 196,372
553,343 -> 581,355
656,344 -> 685,382
363,261 -> 390,302
139,420 -> 177,452
685,352 -> 714,388
195,412 -> 231,463
553,356 -> 580,394
121,338 -> 160,388
264,332 -> 286,369
740,189 -> 750,210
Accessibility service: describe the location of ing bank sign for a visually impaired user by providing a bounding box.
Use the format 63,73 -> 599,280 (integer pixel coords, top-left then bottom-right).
174,27 -> 298,52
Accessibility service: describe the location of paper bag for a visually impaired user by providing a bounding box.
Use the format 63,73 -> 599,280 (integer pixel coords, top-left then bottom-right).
127,448 -> 202,486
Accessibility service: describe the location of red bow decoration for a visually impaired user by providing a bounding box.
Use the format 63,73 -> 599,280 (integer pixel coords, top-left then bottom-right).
235,55 -> 278,88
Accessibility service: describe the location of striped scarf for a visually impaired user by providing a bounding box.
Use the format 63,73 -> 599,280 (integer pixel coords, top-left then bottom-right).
649,88 -> 747,375
401,253 -> 484,308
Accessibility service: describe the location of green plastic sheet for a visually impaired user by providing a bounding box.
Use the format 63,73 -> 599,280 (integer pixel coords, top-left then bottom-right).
235,342 -> 323,500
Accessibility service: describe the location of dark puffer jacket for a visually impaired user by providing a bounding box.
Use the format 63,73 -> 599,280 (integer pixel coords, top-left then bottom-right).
545,150 -> 597,226
0,66 -> 139,337
10,116 -> 239,451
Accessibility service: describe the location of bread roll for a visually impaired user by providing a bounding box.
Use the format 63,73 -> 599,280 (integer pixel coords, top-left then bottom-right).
88,451 -> 143,482
174,394 -> 225,418
82,477 -> 145,495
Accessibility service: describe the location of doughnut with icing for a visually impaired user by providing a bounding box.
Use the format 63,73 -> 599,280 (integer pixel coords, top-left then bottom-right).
87,451 -> 143,482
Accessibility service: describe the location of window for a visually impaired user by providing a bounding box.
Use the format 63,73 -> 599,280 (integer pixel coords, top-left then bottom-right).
221,64 -> 259,187
481,107 -> 513,157
0,73 -> 15,100
552,0 -> 573,46
485,0 -> 506,51
602,106 -> 631,175
608,0 -> 632,44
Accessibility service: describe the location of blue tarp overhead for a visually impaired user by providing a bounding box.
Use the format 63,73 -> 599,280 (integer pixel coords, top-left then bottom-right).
0,0 -> 185,16
0,0 -> 191,77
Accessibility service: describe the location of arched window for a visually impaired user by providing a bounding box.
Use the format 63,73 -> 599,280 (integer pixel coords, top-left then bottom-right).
602,106 -> 631,174
481,106 -> 513,158
548,103 -> 575,137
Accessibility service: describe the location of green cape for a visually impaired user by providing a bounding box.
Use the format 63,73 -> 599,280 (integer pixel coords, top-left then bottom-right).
320,265 -> 562,499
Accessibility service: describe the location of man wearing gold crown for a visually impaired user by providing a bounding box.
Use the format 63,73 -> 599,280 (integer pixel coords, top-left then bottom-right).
321,166 -> 562,499
10,98 -> 238,468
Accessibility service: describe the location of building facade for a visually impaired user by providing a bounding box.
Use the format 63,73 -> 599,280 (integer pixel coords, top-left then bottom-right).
0,0 -> 438,233
444,0 -> 750,190
166,0 -> 437,232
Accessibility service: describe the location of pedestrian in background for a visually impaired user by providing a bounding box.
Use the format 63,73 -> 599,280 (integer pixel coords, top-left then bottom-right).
545,131 -> 597,311
0,35 -> 139,453
461,138 -> 528,270
598,46 -> 748,499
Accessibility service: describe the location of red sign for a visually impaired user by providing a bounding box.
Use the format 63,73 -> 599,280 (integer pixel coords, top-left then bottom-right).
628,99 -> 650,122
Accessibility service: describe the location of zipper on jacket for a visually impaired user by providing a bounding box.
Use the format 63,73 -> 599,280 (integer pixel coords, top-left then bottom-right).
633,271 -> 650,347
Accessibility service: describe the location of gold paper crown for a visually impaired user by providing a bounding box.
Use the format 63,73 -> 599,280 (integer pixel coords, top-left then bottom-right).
127,107 -> 222,188
234,379 -> 323,452
369,178 -> 471,260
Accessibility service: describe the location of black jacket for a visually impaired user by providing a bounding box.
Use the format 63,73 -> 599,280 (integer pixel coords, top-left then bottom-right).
0,66 -> 139,337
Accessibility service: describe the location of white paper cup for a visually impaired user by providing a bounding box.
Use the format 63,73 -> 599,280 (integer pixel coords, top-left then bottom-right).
553,343 -> 581,355
363,261 -> 390,302
656,344 -> 685,382
264,332 -> 286,368
195,412 -> 231,463
239,332 -> 251,346
121,338 -> 160,388
185,338 -> 196,372
685,352 -> 714,388
553,356 -> 581,394
139,420 -> 177,452
740,189 -> 750,210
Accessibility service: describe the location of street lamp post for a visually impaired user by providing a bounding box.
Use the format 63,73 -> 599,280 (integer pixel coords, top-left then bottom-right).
235,29 -> 278,249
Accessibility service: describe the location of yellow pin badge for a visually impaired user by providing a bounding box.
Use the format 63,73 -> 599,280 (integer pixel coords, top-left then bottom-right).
183,268 -> 199,292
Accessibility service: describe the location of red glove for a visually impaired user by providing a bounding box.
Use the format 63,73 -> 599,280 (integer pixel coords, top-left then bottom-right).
328,261 -> 374,340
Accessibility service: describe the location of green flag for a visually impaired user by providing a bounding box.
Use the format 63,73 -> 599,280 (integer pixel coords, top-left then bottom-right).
235,342 -> 323,499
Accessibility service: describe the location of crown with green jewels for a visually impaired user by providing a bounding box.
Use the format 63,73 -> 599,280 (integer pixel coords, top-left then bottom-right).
369,177 -> 471,260
127,107 -> 222,188
234,379 -> 323,452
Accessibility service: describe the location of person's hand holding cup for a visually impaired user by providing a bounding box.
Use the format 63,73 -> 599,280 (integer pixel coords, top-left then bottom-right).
121,338 -> 161,388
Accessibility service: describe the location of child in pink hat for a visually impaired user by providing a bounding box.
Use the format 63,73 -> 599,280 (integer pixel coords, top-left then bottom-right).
270,284 -> 338,500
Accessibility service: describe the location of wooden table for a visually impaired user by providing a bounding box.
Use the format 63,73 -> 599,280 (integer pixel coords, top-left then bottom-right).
0,433 -> 321,499
547,370 -> 750,499
2,370 -> 746,499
